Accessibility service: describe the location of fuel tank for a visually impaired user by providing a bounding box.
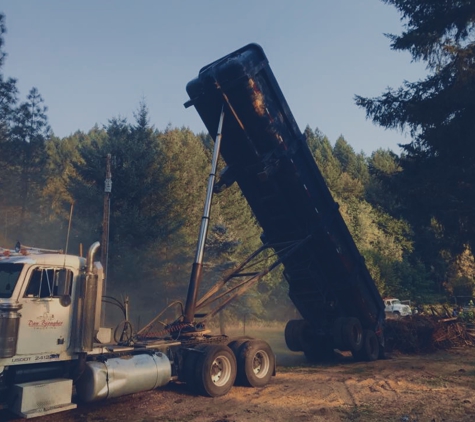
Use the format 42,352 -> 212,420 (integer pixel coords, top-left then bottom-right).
76,352 -> 171,402
0,303 -> 22,358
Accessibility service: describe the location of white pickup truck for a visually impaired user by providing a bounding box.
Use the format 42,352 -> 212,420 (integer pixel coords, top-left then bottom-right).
384,298 -> 412,317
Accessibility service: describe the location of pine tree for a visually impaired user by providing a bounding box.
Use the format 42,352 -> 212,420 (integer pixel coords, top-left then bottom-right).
0,13 -> 19,243
355,0 -> 475,254
10,88 -> 50,230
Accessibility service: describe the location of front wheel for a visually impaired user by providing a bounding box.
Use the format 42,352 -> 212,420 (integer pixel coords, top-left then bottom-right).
193,344 -> 237,397
236,340 -> 275,387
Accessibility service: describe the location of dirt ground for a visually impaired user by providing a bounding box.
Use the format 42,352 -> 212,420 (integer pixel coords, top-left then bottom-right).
2,326 -> 475,422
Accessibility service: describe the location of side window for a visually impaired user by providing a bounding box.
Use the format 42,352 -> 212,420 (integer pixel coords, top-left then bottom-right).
0,263 -> 23,299
24,268 -> 73,298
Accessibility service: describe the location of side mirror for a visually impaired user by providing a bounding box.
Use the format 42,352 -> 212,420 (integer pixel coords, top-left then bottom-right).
57,269 -> 71,307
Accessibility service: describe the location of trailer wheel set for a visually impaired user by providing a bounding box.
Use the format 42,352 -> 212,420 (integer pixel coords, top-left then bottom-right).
184,339 -> 275,397
285,318 -> 382,362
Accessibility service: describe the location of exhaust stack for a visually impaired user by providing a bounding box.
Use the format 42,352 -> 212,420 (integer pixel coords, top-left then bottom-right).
78,242 -> 101,351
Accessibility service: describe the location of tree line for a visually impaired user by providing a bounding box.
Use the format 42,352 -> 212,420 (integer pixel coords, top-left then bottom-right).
0,1 -> 474,323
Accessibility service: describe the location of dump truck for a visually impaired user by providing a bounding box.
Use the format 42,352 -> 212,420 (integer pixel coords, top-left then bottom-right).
185,43 -> 386,363
0,43 -> 385,419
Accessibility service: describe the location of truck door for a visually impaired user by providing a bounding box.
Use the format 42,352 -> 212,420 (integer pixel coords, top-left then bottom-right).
16,267 -> 75,356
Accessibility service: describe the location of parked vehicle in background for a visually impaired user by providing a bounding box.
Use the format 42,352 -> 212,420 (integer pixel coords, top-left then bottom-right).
384,298 -> 412,317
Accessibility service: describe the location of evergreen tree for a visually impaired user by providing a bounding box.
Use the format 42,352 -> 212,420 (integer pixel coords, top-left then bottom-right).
365,149 -> 402,212
305,127 -> 342,193
0,13 -> 18,243
0,13 -> 17,139
305,127 -> 428,298
9,88 -> 50,231
44,133 -> 84,219
355,0 -> 475,254
64,106 -> 184,324
0,15 -> 50,242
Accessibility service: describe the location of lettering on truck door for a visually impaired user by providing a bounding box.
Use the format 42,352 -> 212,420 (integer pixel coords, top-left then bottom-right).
16,267 -> 74,355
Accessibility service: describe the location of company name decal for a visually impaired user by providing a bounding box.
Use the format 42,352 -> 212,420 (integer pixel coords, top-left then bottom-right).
28,312 -> 64,329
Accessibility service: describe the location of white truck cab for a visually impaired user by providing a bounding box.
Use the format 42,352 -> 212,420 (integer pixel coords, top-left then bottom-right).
384,298 -> 412,317
1,253 -> 83,358
0,243 -> 104,418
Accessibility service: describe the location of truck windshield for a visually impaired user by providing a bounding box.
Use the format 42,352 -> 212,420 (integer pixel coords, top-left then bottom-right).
0,263 -> 24,298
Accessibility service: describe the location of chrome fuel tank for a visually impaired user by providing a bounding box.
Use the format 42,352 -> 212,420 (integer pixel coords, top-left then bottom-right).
0,303 -> 22,358
76,352 -> 171,402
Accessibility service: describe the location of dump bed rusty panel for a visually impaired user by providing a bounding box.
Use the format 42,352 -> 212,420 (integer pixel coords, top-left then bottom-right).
186,44 -> 385,331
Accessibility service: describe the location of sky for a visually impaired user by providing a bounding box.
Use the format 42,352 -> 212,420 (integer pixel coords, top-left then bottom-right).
1,0 -> 428,155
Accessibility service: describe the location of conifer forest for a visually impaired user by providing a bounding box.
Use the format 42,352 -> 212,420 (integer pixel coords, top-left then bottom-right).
1,1 -> 474,325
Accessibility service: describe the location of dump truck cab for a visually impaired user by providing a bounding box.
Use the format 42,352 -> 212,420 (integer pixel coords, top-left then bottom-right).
0,249 -> 86,362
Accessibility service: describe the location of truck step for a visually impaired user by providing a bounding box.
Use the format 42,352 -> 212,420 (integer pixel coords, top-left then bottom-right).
11,378 -> 76,419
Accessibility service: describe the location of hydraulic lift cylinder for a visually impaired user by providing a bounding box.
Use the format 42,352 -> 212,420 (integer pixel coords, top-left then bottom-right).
183,107 -> 225,324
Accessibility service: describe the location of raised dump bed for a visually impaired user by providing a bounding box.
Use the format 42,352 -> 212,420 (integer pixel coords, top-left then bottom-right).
186,43 -> 385,361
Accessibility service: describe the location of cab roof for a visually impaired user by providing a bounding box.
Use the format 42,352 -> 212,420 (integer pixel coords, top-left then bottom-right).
0,250 -> 85,269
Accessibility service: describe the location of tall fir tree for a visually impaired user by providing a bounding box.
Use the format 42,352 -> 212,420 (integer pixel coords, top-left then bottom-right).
0,15 -> 50,242
356,0 -> 475,254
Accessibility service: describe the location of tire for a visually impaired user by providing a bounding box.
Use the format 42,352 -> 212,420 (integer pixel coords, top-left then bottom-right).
192,344 -> 237,397
227,336 -> 253,356
236,340 -> 275,387
353,329 -> 379,362
393,311 -> 401,319
284,320 -> 307,352
341,317 -> 363,352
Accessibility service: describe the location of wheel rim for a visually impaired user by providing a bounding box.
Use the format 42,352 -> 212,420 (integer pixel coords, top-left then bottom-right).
210,355 -> 232,386
252,350 -> 270,379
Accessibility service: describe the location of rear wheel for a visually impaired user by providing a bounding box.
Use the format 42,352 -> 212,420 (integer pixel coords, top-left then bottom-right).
353,329 -> 379,361
236,340 -> 275,387
284,320 -> 307,352
227,336 -> 253,356
341,317 -> 363,352
192,344 -> 237,397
